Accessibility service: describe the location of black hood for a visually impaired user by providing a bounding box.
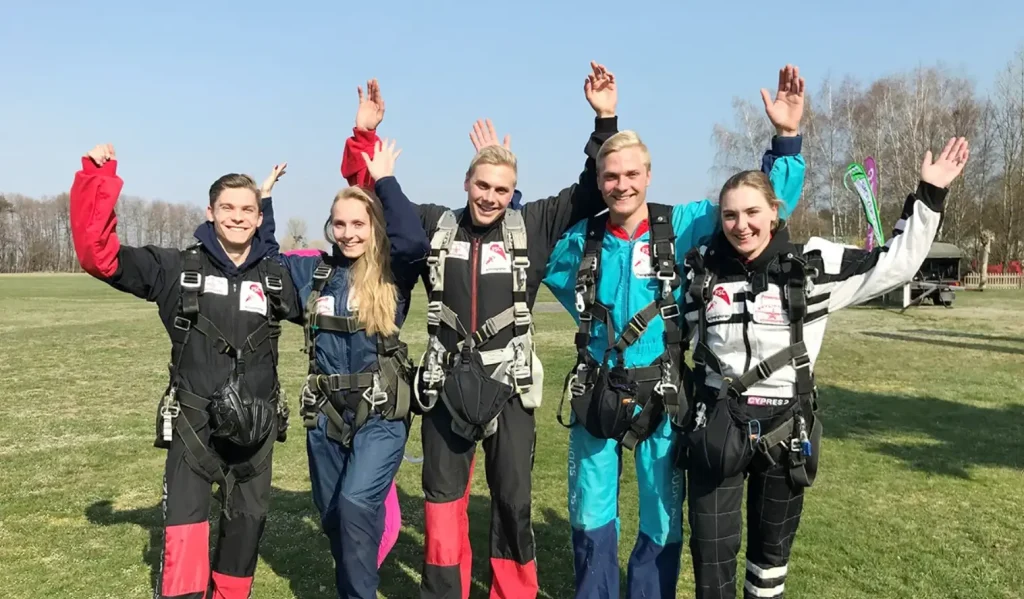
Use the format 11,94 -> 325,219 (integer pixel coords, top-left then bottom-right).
708,221 -> 794,276
192,221 -> 274,276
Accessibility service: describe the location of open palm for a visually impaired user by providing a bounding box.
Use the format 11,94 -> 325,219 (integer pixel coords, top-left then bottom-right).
760,65 -> 805,135
585,61 -> 617,118
355,79 -> 385,131
361,138 -> 401,180
920,137 -> 969,188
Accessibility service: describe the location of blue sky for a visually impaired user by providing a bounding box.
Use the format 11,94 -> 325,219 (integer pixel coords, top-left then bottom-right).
2,0 -> 1021,230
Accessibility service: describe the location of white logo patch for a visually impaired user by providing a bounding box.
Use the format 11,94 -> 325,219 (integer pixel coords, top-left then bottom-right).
448,241 -> 470,261
746,396 -> 790,407
240,281 -> 268,315
631,242 -> 654,278
752,292 -> 788,325
480,242 -> 511,275
315,296 -> 335,316
705,285 -> 733,323
203,275 -> 228,296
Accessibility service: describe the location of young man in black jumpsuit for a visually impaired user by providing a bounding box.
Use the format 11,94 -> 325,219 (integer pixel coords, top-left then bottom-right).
70,144 -> 298,599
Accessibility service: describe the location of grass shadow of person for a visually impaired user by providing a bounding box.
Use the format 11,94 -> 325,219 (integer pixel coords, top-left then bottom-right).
84,476 -> 595,598
816,384 -> 1024,478
84,499 -> 164,592
861,331 -> 1024,356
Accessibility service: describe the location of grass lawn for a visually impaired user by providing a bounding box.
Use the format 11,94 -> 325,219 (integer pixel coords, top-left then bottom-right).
0,274 -> 1021,598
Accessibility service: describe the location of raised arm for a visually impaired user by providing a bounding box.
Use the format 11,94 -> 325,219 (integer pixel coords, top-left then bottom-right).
521,61 -> 619,253
811,137 -> 969,312
361,137 -> 431,267
70,144 -> 180,303
256,163 -> 288,256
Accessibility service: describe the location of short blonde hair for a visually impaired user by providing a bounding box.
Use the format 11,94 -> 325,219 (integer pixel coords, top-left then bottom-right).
466,146 -> 518,185
597,130 -> 651,171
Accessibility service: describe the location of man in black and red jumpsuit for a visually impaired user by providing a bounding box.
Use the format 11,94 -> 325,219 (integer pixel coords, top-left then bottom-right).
341,62 -> 620,599
70,144 -> 298,599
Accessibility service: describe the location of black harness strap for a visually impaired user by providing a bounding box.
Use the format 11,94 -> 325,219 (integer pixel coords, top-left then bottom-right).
558,204 -> 685,449
299,256 -> 411,445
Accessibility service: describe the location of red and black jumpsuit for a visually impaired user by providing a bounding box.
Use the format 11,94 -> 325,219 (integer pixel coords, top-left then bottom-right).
342,116 -> 618,599
70,158 -> 299,599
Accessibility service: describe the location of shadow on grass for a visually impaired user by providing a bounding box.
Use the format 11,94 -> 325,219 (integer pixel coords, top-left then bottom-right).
85,480 -> 581,598
817,384 -> 1024,478
861,331 -> 1024,356
901,328 -> 1024,344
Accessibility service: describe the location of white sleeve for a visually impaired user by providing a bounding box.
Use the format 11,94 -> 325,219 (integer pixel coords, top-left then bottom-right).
802,181 -> 947,313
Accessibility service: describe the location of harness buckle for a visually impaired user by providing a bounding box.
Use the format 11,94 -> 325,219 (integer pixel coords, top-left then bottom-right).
794,353 -> 811,370
264,275 -> 283,292
313,265 -> 332,280
513,256 -> 531,270
659,303 -> 681,321
514,304 -> 531,328
326,373 -> 344,392
362,385 -> 390,411
180,271 -> 201,290
173,316 -> 192,331
654,380 -> 678,397
426,301 -> 442,327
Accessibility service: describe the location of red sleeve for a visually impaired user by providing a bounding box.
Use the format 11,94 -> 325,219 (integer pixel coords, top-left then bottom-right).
340,127 -> 380,188
70,157 -> 122,278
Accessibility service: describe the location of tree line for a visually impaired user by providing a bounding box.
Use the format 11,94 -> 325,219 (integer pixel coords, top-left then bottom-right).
0,190 -> 331,273
712,46 -> 1024,271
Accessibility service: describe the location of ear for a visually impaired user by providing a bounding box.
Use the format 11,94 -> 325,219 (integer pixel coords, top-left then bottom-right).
205,205 -> 214,222
644,167 -> 652,188
464,177 -> 470,193
256,212 -> 264,229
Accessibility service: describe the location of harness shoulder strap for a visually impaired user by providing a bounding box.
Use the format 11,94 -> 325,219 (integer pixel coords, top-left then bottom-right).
304,256 -> 335,373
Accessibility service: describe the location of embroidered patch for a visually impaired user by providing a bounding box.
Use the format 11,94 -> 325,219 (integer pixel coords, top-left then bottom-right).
631,242 -> 654,278
203,275 -> 228,296
315,295 -> 335,316
240,281 -> 267,315
752,291 -> 788,325
448,241 -> 470,261
705,285 -> 733,323
480,242 -> 511,274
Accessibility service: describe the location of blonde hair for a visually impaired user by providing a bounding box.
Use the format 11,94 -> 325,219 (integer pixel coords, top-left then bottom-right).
597,130 -> 652,171
324,187 -> 398,337
718,170 -> 783,229
466,146 -> 518,185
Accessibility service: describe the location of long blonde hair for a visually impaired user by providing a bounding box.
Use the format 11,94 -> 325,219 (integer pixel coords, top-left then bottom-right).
324,187 -> 398,337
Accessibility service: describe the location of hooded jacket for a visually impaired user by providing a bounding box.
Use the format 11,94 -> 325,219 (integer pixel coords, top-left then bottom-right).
70,158 -> 299,404
684,180 -> 947,399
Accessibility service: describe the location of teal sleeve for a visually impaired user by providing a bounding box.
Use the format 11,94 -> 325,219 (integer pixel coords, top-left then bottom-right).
671,200 -> 720,258
768,153 -> 806,220
542,219 -> 588,324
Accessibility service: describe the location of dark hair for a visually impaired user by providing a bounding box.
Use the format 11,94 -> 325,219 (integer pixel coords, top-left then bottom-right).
208,173 -> 259,208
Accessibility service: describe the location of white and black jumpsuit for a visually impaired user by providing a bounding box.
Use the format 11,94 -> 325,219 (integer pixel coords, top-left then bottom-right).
679,180 -> 948,599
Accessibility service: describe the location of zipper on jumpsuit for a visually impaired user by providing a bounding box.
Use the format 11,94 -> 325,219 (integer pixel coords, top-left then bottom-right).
470,238 -> 480,332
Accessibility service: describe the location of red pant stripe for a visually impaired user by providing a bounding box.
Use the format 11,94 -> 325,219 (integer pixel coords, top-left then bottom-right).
161,521 -> 210,597
489,558 -> 539,599
211,571 -> 255,599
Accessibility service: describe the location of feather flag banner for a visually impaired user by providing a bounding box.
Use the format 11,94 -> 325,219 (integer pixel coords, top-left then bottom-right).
844,162 -> 885,247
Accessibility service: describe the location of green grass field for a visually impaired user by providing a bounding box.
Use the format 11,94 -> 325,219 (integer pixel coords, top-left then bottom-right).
1,274 -> 1021,598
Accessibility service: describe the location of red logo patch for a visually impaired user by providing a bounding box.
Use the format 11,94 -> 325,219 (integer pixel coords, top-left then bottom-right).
713,287 -> 731,306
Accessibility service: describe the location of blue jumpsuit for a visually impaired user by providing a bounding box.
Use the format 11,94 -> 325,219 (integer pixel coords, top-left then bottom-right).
273,176 -> 429,599
543,136 -> 806,599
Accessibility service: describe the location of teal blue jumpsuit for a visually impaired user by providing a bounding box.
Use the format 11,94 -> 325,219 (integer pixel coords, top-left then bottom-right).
542,136 -> 806,598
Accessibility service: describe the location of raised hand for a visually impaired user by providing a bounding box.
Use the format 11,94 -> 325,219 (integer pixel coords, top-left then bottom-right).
760,65 -> 805,136
260,162 -> 287,198
355,78 -> 386,131
469,118 -> 510,152
361,138 -> 402,180
920,137 -> 969,188
85,144 -> 116,167
584,61 -> 617,118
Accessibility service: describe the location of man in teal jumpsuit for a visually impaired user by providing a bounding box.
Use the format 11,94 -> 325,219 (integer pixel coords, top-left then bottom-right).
543,65 -> 807,599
